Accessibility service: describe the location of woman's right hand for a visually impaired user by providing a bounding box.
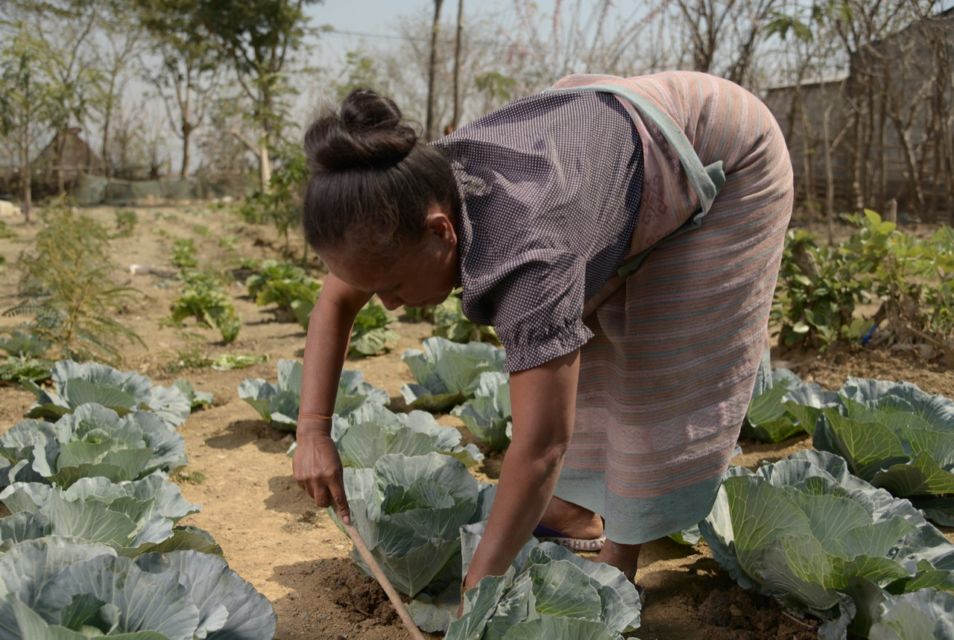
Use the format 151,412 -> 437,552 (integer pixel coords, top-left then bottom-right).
292,427 -> 351,524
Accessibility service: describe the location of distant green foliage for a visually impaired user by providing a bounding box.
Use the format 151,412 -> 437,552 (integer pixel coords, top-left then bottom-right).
772,213 -> 953,355
239,145 -> 308,246
3,202 -> 142,364
169,270 -> 241,343
112,208 -> 137,238
172,238 -> 199,269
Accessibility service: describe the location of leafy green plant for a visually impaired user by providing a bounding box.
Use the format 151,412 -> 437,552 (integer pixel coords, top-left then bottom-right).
0,540 -> 276,638
332,404 -> 482,468
111,208 -> 137,238
0,331 -> 51,385
23,360 -> 191,428
171,238 -> 198,269
813,378 -> 954,525
4,202 -> 143,364
334,452 -> 493,597
169,270 -> 241,344
772,229 -> 866,350
433,294 -> 498,344
293,296 -> 397,354
0,403 -> 187,489
173,379 -> 214,410
211,353 -> 268,371
452,372 -> 512,451
700,449 -> 954,639
349,301 -> 397,356
245,259 -> 321,323
0,473 -> 220,556
238,360 -> 388,430
742,367 -> 839,443
444,525 -> 642,639
401,338 -> 506,411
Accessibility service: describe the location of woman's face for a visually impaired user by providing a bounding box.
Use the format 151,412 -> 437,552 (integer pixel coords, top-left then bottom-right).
321,205 -> 459,311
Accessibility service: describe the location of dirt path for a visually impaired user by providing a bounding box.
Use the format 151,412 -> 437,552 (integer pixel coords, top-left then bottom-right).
0,206 -> 951,640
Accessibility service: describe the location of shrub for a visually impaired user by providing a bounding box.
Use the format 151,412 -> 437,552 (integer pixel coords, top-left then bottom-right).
4,201 -> 142,364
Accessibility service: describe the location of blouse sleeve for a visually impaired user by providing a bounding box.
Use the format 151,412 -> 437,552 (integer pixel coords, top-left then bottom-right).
488,249 -> 593,372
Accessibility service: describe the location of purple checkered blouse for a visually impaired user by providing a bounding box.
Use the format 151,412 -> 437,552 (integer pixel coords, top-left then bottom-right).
432,91 -> 644,372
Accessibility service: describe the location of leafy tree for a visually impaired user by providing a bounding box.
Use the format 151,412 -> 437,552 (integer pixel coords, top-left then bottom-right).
197,0 -> 318,191
136,0 -> 221,178
0,27 -> 57,222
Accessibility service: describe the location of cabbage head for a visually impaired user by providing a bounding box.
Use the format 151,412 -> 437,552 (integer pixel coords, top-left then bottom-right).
446,523 -> 641,639
239,360 -> 388,431
700,449 -> 954,639
0,538 -> 275,639
452,372 -> 512,451
0,473 -> 220,556
401,338 -> 505,412
332,404 -> 482,468
813,377 -> 954,525
335,452 -> 492,596
23,360 -> 191,428
0,403 -> 187,488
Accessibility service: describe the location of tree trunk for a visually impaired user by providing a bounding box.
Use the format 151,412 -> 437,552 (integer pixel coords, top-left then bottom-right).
259,140 -> 271,192
181,121 -> 193,179
56,131 -> 67,195
425,0 -> 444,141
451,0 -> 464,132
20,128 -> 32,224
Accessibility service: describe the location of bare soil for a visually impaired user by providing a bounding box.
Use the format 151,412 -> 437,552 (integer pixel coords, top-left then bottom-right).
0,206 -> 950,640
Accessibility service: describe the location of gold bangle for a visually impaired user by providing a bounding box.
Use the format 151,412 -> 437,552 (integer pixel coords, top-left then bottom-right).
298,411 -> 333,421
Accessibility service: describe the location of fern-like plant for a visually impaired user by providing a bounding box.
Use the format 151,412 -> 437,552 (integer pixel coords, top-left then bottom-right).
4,201 -> 142,364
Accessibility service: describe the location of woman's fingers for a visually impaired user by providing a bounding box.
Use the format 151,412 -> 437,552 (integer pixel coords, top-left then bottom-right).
328,469 -> 351,524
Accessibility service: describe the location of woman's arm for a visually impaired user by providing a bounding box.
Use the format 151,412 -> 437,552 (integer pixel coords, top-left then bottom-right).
462,349 -> 580,588
293,274 -> 372,524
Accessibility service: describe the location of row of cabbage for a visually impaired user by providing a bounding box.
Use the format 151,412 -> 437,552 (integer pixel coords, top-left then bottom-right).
0,361 -> 276,639
240,337 -> 954,638
240,337 -> 514,451
237,341 -> 642,637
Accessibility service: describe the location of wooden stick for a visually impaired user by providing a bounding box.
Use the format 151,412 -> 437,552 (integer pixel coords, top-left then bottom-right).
342,521 -> 428,640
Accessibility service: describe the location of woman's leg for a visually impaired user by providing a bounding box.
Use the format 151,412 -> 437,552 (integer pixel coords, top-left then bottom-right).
596,540 -> 641,581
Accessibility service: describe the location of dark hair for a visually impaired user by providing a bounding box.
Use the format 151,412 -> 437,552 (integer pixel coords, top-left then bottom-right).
302,89 -> 458,257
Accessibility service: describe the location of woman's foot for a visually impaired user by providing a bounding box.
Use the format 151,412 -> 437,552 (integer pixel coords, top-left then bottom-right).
537,496 -> 604,540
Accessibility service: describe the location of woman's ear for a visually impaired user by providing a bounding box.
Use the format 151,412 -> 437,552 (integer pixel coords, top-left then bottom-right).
426,209 -> 457,244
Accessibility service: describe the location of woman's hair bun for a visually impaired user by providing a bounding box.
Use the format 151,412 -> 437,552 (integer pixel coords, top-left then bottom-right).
305,89 -> 418,173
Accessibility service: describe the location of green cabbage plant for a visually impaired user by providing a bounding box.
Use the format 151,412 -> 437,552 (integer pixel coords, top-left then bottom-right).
334,452 -> 493,597
332,404 -> 482,468
452,372 -> 512,451
0,538 -> 276,639
238,361 -> 388,431
813,377 -> 954,526
743,367 -> 840,443
700,449 -> 954,639
401,338 -> 506,412
444,523 -> 642,639
0,473 -> 220,556
0,404 -> 187,489
24,361 -> 192,428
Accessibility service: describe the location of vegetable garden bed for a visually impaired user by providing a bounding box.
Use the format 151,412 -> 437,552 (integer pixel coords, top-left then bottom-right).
0,206 -> 951,639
